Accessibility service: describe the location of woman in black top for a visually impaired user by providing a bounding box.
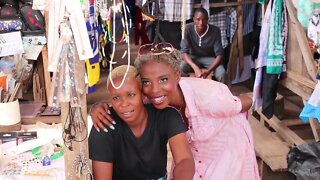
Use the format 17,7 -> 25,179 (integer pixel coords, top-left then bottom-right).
88,65 -> 195,180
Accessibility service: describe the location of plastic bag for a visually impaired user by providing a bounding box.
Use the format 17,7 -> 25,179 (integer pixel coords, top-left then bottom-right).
287,142 -> 320,180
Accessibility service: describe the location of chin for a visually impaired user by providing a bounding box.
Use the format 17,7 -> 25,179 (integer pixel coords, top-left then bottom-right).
153,102 -> 169,110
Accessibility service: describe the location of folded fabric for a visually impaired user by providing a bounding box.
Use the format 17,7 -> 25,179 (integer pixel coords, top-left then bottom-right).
300,81 -> 320,122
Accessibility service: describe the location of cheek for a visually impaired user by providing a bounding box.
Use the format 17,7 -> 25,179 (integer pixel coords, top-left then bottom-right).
142,86 -> 150,95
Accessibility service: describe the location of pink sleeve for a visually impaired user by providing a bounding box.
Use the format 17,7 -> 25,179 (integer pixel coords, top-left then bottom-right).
195,80 -> 242,117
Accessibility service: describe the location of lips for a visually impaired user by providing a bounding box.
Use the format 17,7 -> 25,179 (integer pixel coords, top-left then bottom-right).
150,95 -> 166,105
121,110 -> 134,118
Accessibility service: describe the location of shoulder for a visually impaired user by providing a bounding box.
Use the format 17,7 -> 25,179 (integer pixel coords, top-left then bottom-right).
180,77 -> 228,94
147,105 -> 180,119
186,23 -> 194,29
185,23 -> 194,33
209,24 -> 221,33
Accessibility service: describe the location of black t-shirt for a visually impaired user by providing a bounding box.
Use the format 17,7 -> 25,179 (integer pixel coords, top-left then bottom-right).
89,104 -> 187,180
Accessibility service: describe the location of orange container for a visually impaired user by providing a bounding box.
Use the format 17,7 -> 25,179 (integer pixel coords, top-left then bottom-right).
0,75 -> 6,90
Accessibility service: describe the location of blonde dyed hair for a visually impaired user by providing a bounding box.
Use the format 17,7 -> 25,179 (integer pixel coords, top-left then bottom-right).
107,65 -> 140,89
134,49 -> 182,73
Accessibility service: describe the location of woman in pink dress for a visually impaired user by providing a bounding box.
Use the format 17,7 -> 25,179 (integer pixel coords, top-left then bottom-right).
90,44 -> 260,180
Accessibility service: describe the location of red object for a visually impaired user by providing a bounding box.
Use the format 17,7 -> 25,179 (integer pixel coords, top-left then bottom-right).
134,6 -> 150,45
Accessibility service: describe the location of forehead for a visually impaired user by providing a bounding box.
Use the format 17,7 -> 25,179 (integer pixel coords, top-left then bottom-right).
108,76 -> 140,93
194,11 -> 208,19
139,61 -> 174,78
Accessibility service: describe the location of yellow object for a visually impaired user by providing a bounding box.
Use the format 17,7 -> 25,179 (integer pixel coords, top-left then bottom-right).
85,59 -> 100,87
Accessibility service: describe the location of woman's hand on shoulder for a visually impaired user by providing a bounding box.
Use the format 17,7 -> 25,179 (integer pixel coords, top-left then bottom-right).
90,102 -> 116,132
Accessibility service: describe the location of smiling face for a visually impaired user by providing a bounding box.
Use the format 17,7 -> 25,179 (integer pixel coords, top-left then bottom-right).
108,76 -> 146,125
139,60 -> 181,109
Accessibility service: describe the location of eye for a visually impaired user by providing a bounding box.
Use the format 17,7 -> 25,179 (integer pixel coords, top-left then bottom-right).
142,80 -> 151,86
159,78 -> 168,83
128,92 -> 135,97
112,96 -> 120,101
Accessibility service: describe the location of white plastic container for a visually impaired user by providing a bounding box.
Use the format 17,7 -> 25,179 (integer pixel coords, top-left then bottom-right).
0,100 -> 21,126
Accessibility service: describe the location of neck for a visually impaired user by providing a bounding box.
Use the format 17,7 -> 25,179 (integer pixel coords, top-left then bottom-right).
128,109 -> 148,138
172,86 -> 185,111
196,25 -> 208,36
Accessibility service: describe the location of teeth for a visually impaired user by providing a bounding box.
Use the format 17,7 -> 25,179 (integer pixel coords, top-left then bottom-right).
153,96 -> 165,104
122,110 -> 133,116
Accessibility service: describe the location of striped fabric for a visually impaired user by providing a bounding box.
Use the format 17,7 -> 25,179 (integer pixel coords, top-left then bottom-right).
242,2 -> 256,35
158,0 -> 193,22
209,8 -> 237,48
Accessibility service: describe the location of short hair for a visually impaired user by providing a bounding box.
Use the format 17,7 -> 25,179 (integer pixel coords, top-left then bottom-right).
194,7 -> 208,18
107,65 -> 139,89
134,49 -> 182,73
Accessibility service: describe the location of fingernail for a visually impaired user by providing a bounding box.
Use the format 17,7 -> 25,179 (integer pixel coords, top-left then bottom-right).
107,110 -> 111,114
96,128 -> 100,132
112,121 -> 116,125
103,128 -> 108,133
110,125 -> 115,130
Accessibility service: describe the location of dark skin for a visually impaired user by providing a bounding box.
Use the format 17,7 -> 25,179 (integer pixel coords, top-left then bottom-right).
93,76 -> 195,180
181,11 -> 223,79
90,67 -> 252,132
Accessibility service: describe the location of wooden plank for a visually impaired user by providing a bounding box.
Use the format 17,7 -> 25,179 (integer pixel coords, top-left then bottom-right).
248,114 -> 289,171
309,118 -> 320,142
41,47 -> 52,106
280,70 -> 315,101
285,0 -> 317,82
286,71 -> 316,90
281,118 -> 308,127
237,0 -> 244,74
257,108 -> 306,146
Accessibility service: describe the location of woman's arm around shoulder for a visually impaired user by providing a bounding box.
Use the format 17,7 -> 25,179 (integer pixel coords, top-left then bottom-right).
92,160 -> 113,180
169,133 -> 195,180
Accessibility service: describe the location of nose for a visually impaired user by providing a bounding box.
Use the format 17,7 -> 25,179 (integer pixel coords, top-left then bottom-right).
120,97 -> 129,107
150,83 -> 161,94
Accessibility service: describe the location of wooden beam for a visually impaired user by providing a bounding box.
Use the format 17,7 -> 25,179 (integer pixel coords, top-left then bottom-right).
281,118 -> 308,127
41,47 -> 52,106
285,0 -> 317,82
248,113 -> 289,171
309,118 -> 320,142
237,0 -> 244,74
280,71 -> 315,101
256,108 -> 306,146
286,71 -> 316,90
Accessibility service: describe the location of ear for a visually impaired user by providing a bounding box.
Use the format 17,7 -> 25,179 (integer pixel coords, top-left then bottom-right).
175,71 -> 181,82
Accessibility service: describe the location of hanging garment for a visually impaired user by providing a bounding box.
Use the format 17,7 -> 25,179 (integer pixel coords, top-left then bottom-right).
85,0 -> 101,89
158,0 -> 193,22
51,21 -> 81,107
262,67 -> 279,119
134,6 -> 150,45
253,1 -> 272,110
308,13 -> 320,48
242,3 -> 256,36
209,7 -> 237,48
231,55 -> 254,84
266,0 -> 284,74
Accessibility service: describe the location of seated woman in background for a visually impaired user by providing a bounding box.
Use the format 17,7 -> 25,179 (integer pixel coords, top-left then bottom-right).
88,65 -> 195,180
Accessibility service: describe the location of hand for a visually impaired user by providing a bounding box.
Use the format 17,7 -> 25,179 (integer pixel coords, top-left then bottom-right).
90,102 -> 116,132
200,70 -> 211,79
194,68 -> 202,78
